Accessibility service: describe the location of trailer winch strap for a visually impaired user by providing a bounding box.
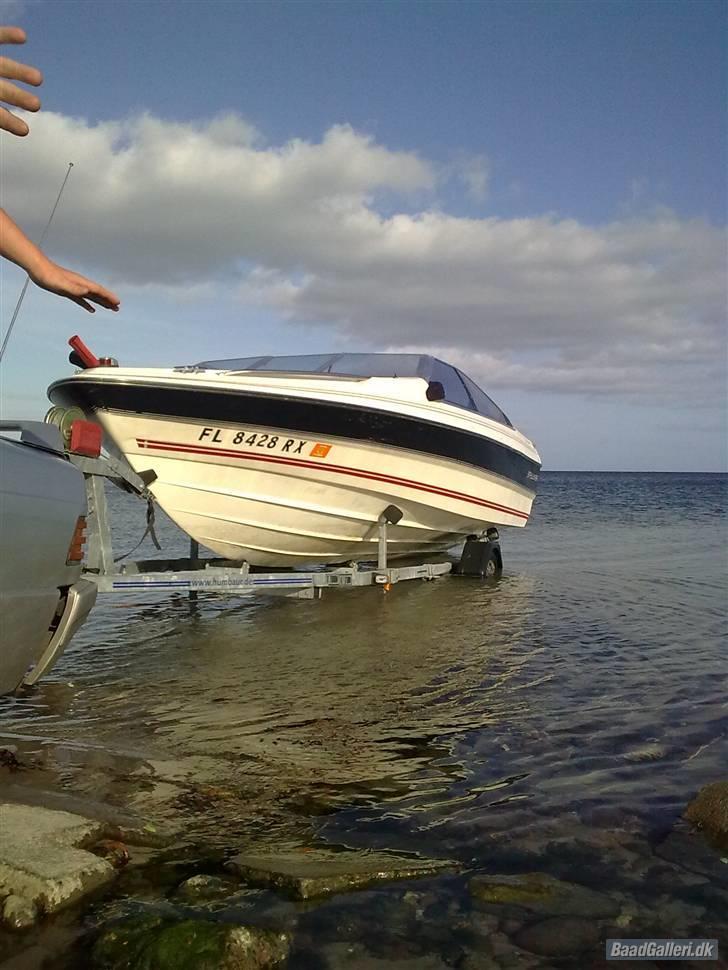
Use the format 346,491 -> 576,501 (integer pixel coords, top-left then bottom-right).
113,497 -> 162,562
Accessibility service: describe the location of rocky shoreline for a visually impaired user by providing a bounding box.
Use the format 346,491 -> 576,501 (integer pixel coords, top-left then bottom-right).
1,760 -> 726,969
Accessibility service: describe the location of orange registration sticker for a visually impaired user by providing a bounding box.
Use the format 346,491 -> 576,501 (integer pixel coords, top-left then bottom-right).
310,443 -> 331,458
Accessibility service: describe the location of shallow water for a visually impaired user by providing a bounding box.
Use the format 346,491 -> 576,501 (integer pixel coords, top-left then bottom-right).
1,472 -> 727,964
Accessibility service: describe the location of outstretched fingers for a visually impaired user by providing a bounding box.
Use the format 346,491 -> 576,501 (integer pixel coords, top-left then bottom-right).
29,260 -> 121,313
0,76 -> 41,111
0,103 -> 28,135
0,26 -> 42,135
66,271 -> 121,312
0,54 -> 42,86
0,27 -> 28,45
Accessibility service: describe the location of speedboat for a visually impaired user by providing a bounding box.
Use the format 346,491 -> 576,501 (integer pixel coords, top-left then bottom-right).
48,351 -> 541,567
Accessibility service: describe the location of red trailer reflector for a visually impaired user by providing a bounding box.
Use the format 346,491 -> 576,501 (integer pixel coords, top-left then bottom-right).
69,420 -> 102,458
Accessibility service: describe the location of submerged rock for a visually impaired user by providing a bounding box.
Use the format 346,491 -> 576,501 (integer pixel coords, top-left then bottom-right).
512,915 -> 600,957
92,915 -> 289,970
317,941 -> 450,968
2,893 -> 38,930
654,829 -> 728,886
173,873 -> 242,902
227,848 -> 455,901
468,871 -> 619,918
622,743 -> 668,763
578,805 -> 647,832
684,781 -> 728,850
0,747 -> 22,771
456,929 -> 544,970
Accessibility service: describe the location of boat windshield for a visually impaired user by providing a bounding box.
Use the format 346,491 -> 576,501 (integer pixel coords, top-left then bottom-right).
194,352 -> 512,426
196,353 -> 427,377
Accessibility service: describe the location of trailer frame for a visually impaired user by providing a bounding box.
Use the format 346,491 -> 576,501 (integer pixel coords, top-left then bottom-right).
70,453 -> 454,601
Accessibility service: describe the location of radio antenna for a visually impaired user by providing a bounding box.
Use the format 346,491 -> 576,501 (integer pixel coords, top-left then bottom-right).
0,161 -> 74,365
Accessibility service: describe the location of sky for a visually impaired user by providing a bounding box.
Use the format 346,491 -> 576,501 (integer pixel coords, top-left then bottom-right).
0,0 -> 725,470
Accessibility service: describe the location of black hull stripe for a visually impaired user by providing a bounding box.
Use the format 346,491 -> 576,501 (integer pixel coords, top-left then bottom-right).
49,378 -> 540,490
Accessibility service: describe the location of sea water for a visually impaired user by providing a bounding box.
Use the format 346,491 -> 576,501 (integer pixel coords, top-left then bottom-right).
1,472 -> 726,965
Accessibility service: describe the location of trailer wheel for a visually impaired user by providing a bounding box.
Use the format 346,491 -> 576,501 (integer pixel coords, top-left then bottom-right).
483,544 -> 503,578
455,538 -> 503,578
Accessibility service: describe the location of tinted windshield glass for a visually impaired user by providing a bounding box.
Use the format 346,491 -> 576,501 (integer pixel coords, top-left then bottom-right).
429,359 -> 473,410
197,353 -> 430,377
198,356 -> 270,370
194,353 -> 511,425
325,354 -> 426,378
458,370 -> 512,426
254,354 -> 336,372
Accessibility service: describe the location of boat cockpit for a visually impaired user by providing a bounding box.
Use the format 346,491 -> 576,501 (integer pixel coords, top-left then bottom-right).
194,353 -> 512,427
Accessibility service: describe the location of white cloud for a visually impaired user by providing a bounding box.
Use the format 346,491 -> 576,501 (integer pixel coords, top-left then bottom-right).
2,110 -> 725,404
387,341 -> 726,406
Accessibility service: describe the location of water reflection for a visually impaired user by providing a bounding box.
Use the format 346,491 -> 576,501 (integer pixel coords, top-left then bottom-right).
0,474 -> 725,857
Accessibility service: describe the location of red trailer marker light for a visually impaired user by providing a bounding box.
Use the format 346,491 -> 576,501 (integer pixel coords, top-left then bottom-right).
68,420 -> 102,458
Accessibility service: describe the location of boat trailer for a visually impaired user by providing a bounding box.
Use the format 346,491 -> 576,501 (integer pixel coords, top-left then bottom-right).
65,446 -> 502,600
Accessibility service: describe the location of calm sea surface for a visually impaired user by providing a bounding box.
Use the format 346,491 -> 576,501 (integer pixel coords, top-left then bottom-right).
1,471 -> 726,964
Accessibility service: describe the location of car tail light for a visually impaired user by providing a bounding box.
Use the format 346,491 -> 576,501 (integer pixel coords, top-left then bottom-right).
66,516 -> 87,564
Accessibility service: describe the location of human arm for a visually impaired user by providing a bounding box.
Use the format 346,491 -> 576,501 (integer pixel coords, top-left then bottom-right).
0,26 -> 120,312
0,26 -> 42,136
0,208 -> 120,312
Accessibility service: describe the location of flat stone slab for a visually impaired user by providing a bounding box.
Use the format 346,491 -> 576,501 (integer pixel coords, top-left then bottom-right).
0,803 -> 115,914
227,848 -> 456,900
2,784 -> 176,847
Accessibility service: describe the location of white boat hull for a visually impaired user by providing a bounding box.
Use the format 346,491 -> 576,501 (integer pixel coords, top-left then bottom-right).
98,411 -> 535,566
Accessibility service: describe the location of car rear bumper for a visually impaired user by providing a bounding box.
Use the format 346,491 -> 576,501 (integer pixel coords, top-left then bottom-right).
20,579 -> 98,688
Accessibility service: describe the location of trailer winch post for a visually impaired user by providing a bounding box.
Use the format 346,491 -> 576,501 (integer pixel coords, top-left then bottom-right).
189,539 -> 200,603
377,504 -> 404,574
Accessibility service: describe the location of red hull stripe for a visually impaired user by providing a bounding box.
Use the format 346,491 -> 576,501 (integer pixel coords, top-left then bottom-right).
135,438 -> 529,521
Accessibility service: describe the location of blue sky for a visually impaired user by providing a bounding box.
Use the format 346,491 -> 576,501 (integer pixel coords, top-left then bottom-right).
1,0 -> 726,470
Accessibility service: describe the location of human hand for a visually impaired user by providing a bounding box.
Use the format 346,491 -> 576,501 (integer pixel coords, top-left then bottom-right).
0,26 -> 42,136
29,257 -> 121,313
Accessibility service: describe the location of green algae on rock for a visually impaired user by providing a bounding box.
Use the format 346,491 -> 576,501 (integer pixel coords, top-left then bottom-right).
92,915 -> 290,970
684,781 -> 728,851
468,872 -> 619,918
